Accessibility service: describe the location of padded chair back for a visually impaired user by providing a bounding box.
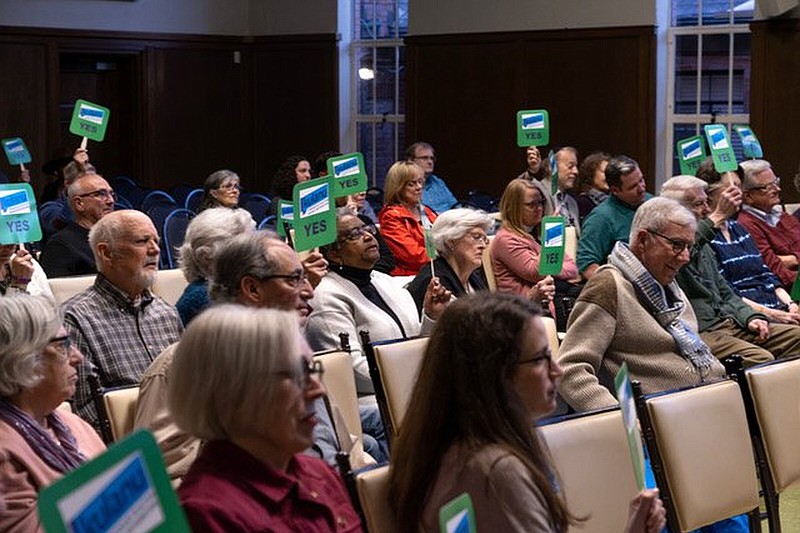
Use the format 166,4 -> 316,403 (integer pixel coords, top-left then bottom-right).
49,274 -> 96,305
162,208 -> 195,269
539,408 -> 637,532
565,225 -> 577,261
258,215 -> 277,231
185,188 -> 203,212
541,315 -> 559,358
355,465 -> 397,533
141,190 -> 177,213
241,193 -> 272,225
372,337 -> 429,439
482,245 -> 497,291
639,380 -> 760,532
745,358 -> 800,493
103,386 -> 139,442
152,268 -> 190,306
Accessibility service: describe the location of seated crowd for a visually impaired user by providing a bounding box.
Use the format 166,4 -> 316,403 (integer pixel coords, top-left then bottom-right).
2,137 -> 799,532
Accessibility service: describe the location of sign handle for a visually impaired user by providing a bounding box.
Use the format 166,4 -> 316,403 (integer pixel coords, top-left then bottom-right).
283,221 -> 294,248
80,136 -> 88,151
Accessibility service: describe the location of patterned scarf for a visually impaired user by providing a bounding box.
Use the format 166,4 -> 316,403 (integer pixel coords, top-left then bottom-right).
608,242 -> 716,377
0,397 -> 87,473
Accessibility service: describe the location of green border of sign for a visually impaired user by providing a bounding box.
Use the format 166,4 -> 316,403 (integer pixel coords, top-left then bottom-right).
292,176 -> 337,252
614,363 -> 645,491
539,216 -> 565,276
327,152 -> 368,197
277,199 -> 294,238
703,124 -> 737,173
675,135 -> 707,176
69,99 -> 111,142
38,430 -> 189,533
0,183 -> 43,244
438,492 -> 477,533
516,109 -> 550,147
2,137 -> 32,165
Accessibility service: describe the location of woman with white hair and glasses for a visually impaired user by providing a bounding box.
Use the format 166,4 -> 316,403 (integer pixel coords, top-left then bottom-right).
406,208 -> 492,314
170,305 -> 362,532
0,295 -> 105,532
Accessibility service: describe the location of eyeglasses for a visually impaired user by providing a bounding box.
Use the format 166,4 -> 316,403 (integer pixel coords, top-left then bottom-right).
689,198 -> 710,209
276,359 -> 324,387
219,182 -> 241,191
260,270 -> 309,288
76,189 -> 116,201
523,199 -> 546,208
747,177 -> 780,192
647,229 -> 693,255
518,348 -> 552,368
48,335 -> 72,362
341,224 -> 378,242
465,231 -> 489,245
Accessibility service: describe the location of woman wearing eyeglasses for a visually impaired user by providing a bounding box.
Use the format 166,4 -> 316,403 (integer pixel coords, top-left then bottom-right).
197,169 -> 241,212
0,295 -> 105,532
389,292 -> 665,533
169,305 -> 362,532
406,208 -> 492,315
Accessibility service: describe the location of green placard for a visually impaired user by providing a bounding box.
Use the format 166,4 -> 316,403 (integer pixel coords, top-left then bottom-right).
516,109 -> 550,147
69,99 -> 111,142
292,176 -> 337,252
327,152 -> 368,197
539,216 -> 565,276
791,273 -> 800,302
703,124 -> 737,173
38,430 -> 189,533
676,135 -> 706,176
734,125 -> 764,159
614,363 -> 645,491
2,137 -> 32,165
0,183 -> 42,244
424,228 -> 437,259
277,200 -> 294,238
438,492 -> 477,533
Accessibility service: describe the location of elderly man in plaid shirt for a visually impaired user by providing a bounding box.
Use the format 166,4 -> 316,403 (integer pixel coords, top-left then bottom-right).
64,210 -> 183,427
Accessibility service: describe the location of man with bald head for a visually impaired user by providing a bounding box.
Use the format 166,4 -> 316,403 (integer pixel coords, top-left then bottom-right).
64,210 -> 183,426
40,171 -> 116,277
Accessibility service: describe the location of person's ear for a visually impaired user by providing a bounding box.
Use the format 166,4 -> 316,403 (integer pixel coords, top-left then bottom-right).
96,242 -> 114,265
239,275 -> 261,304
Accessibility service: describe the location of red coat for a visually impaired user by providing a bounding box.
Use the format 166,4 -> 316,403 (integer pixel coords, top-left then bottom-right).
738,210 -> 800,287
378,204 -> 438,276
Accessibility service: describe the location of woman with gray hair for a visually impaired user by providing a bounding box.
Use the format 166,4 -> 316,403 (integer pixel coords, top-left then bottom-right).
170,305 -> 362,532
406,208 -> 492,314
0,295 -> 105,532
197,169 -> 241,212
174,207 -> 255,325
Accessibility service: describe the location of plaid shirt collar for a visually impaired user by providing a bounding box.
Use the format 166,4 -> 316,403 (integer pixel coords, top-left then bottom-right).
93,273 -> 155,312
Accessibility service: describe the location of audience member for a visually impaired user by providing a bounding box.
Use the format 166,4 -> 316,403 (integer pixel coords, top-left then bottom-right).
63,210 -> 182,426
307,209 -> 451,395
577,155 -> 649,279
39,172 -> 115,277
269,155 -> 312,207
575,151 -> 611,223
196,169 -> 241,212
38,152 -> 93,242
378,160 -> 439,276
661,175 -> 800,365
0,295 -> 105,532
174,207 -> 255,325
695,160 -> 800,322
737,159 -> 800,288
491,178 -> 574,301
517,145 -> 555,215
0,244 -> 53,302
406,141 -> 457,213
389,293 -> 666,533
558,198 -> 727,411
170,305 -> 362,532
552,146 -> 581,234
406,208 -> 491,314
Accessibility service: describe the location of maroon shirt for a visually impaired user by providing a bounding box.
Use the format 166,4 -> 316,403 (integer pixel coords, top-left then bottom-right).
178,440 -> 363,532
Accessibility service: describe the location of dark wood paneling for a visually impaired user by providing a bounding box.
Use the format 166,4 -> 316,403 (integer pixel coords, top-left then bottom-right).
406,27 -> 656,198
252,35 -> 339,189
750,19 -> 800,202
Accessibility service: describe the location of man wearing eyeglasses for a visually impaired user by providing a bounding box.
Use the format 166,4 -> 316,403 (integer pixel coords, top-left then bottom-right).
406,141 -> 458,214
738,159 -> 800,288
662,175 -> 800,366
557,198 -> 728,412
40,172 -> 116,277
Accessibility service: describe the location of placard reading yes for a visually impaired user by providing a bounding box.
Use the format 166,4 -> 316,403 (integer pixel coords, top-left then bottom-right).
327,152 -> 368,197
539,216 -> 565,276
516,109 -> 550,147
292,177 -> 337,252
675,135 -> 706,176
703,124 -> 737,172
69,99 -> 111,142
0,184 -> 43,244
2,137 -> 32,165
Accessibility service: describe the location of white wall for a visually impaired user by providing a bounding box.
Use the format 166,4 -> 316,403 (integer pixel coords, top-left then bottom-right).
408,0 -> 655,35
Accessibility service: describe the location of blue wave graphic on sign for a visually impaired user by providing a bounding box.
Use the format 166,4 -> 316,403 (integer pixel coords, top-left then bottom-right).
299,183 -> 330,218
333,157 -> 360,178
0,190 -> 30,215
708,128 -> 729,150
521,113 -> 545,130
4,139 -> 23,153
738,128 -> 755,143
79,105 -> 105,125
280,204 -> 294,220
446,510 -> 471,533
681,139 -> 702,160
544,223 -> 563,247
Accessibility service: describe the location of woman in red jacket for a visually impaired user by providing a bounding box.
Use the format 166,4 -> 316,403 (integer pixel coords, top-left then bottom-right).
378,160 -> 438,276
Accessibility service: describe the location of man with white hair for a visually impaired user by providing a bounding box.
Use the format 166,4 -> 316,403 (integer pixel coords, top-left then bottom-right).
64,210 -> 183,426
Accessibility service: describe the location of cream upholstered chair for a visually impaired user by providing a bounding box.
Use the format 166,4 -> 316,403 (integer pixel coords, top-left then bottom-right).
539,408 -> 638,532
540,315 -> 559,358
49,274 -> 96,305
314,350 -> 375,469
635,380 -> 761,532
564,225 -> 577,261
482,245 -> 497,291
151,268 -> 189,306
365,336 -> 429,442
102,386 -> 140,442
355,465 -> 397,533
742,357 -> 800,533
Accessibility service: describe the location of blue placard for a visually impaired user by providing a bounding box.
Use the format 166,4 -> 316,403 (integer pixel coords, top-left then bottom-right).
2,137 -> 32,165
